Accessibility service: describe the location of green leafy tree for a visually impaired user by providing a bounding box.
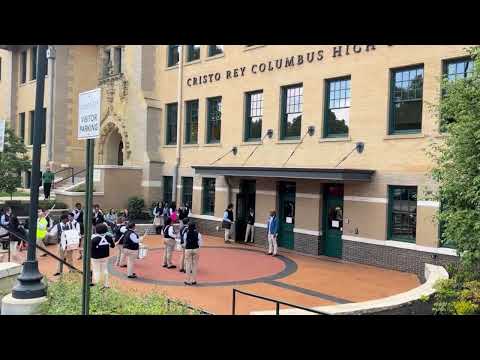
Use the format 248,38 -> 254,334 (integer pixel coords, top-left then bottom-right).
0,127 -> 31,198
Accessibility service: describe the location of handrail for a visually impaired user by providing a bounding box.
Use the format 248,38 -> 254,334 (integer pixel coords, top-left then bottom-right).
232,288 -> 329,315
54,168 -> 86,189
0,224 -> 82,273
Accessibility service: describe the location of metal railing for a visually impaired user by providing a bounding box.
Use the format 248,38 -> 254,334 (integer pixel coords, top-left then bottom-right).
53,168 -> 86,190
232,288 -> 329,315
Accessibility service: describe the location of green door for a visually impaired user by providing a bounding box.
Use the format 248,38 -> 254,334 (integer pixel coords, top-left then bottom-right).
324,185 -> 344,258
278,182 -> 295,250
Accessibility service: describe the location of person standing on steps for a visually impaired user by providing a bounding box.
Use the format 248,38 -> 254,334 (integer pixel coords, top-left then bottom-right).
90,223 -> 115,288
266,210 -> 279,256
222,203 -> 234,243
244,208 -> 255,243
183,222 -> 202,286
122,222 -> 140,278
42,167 -> 55,200
162,218 -> 176,269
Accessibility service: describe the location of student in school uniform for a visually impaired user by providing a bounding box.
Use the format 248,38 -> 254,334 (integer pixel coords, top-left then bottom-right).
178,218 -> 189,273
162,218 -> 176,269
183,222 -> 202,286
222,203 -> 234,243
50,213 -> 79,276
244,208 -> 255,243
72,203 -> 84,260
122,223 -> 141,278
90,223 -> 115,288
153,202 -> 164,235
266,210 -> 279,256
114,216 -> 128,267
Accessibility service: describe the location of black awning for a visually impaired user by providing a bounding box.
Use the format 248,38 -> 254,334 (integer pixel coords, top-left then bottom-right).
191,166 -> 375,182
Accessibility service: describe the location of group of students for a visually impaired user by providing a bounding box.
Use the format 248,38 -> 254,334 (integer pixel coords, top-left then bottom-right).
152,201 -> 190,234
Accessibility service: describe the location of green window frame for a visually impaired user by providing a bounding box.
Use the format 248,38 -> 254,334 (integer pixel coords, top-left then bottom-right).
202,178 -> 216,215
163,176 -> 173,203
168,45 -> 180,67
165,103 -> 178,145
187,45 -> 200,62
324,76 -> 351,138
244,90 -> 263,141
387,186 -> 417,243
20,51 -> 27,84
280,84 -> 303,140
19,112 -> 25,142
31,47 -> 37,80
29,110 -> 34,145
440,57 -> 475,132
185,100 -> 199,144
208,45 -> 223,57
206,96 -> 222,144
181,177 -> 193,209
389,65 -> 424,135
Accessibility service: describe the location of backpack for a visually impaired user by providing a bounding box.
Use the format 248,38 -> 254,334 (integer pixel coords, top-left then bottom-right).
170,211 -> 177,223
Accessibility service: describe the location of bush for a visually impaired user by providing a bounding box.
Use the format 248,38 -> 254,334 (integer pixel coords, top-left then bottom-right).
39,273 -> 201,315
127,196 -> 145,220
433,276 -> 480,315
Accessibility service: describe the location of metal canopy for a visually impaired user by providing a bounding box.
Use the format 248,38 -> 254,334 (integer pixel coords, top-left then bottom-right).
192,166 -> 375,182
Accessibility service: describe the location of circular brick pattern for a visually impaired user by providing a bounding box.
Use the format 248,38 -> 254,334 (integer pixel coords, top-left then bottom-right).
108,246 -> 297,287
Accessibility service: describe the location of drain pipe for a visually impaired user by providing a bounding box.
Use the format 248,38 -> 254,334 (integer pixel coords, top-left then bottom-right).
172,45 -> 184,204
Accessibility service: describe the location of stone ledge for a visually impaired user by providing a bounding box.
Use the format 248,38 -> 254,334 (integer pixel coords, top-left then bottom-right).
250,263 -> 448,315
0,262 -> 22,278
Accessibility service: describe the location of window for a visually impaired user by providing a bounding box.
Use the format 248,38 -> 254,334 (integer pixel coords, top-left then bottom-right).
280,84 -> 303,139
389,66 -> 424,134
388,186 -> 417,243
187,45 -> 200,62
202,178 -> 216,215
31,47 -> 37,80
20,51 -> 27,84
181,177 -> 193,209
440,57 -> 474,132
103,49 -> 111,77
206,97 -> 222,143
165,103 -> 178,145
185,100 -> 198,144
168,45 -> 180,67
114,47 -> 122,74
244,90 -> 263,141
19,112 -> 25,142
29,110 -> 34,145
324,77 -> 351,138
208,45 -> 223,57
163,176 -> 173,203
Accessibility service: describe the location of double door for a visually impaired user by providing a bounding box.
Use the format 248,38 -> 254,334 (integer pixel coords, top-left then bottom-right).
235,180 -> 256,242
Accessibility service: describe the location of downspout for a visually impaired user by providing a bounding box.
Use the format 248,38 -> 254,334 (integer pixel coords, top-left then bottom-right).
172,45 -> 183,204
46,45 -> 55,169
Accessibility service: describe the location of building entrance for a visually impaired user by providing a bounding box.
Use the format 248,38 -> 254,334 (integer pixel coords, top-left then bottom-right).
323,184 -> 344,258
278,182 -> 295,250
235,180 -> 256,242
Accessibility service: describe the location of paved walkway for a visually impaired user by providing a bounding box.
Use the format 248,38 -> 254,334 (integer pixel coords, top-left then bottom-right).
9,235 -> 420,315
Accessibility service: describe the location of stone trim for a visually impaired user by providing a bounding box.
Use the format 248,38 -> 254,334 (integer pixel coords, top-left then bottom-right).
256,190 -> 276,196
141,180 -> 162,187
94,165 -> 142,170
293,228 -> 322,236
344,196 -> 387,204
342,235 -> 457,256
417,200 -> 439,208
296,193 -> 321,199
189,213 -> 223,222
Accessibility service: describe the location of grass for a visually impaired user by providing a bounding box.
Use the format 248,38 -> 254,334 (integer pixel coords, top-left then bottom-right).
39,273 -> 203,315
0,191 -> 30,197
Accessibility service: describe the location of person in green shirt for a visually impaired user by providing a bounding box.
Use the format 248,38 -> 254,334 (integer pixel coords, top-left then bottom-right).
42,167 -> 54,200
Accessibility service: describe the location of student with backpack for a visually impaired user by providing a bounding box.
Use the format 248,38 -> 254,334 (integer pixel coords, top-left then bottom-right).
91,223 -> 115,288
162,218 -> 176,269
114,216 -> 128,267
49,213 -> 80,276
153,202 -> 164,234
182,222 -> 203,286
122,222 -> 141,278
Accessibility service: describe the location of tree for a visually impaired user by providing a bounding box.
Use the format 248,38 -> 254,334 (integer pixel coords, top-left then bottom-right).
0,127 -> 31,198
429,46 -> 480,275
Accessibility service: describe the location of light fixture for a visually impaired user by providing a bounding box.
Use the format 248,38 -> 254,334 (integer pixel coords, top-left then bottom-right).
307,126 -> 315,136
355,142 -> 365,154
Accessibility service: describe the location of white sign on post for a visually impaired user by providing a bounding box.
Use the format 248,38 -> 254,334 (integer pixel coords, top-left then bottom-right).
0,120 -> 5,152
78,88 -> 101,140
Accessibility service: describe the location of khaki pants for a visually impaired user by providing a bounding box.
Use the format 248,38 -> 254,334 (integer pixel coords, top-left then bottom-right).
36,237 -> 48,258
162,238 -> 176,266
245,224 -> 254,242
91,257 -> 109,287
268,234 -> 278,255
123,248 -> 138,276
57,244 -> 74,274
115,244 -> 126,266
185,248 -> 199,283
179,247 -> 186,270
224,228 -> 231,242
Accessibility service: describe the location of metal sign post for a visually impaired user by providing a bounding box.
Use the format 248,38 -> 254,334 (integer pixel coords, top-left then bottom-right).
78,88 -> 101,315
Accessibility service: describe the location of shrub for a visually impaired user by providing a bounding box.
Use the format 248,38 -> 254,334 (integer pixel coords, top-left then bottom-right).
39,273 -> 201,315
432,277 -> 480,315
127,196 -> 145,220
